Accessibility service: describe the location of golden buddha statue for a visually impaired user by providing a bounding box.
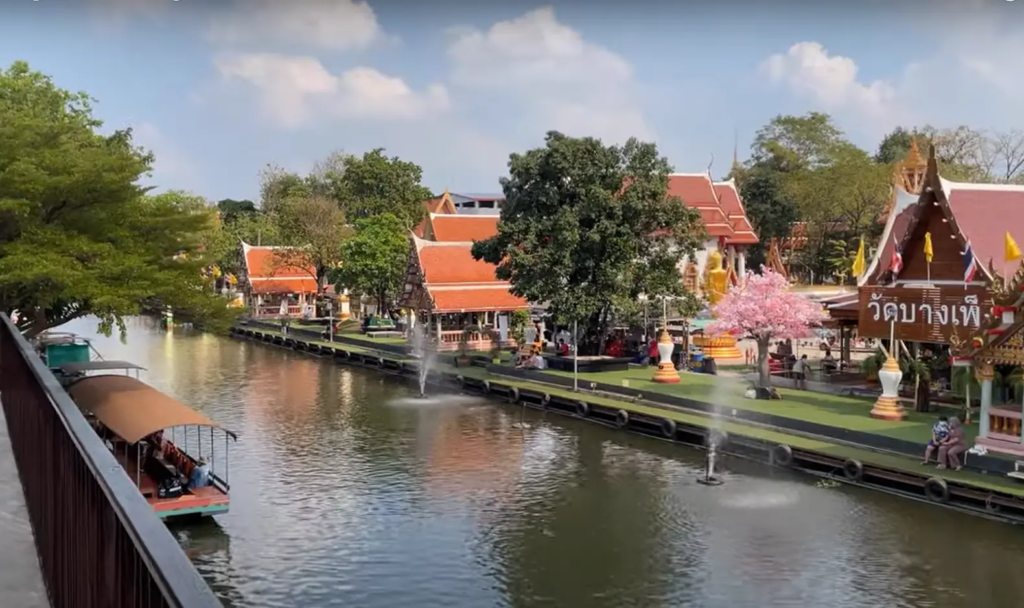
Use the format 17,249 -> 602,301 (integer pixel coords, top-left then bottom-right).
692,248 -> 742,360
706,250 -> 729,306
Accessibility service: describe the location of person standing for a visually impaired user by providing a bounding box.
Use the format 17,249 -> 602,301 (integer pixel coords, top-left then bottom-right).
791,354 -> 808,390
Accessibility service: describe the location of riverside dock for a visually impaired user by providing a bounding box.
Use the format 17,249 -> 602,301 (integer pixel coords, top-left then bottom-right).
233,320 -> 1024,523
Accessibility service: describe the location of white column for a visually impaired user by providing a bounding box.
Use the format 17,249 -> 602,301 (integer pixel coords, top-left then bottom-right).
737,249 -> 747,278
980,378 -> 993,437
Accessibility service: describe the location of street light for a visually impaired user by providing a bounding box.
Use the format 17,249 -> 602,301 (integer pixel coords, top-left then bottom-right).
573,319 -> 578,392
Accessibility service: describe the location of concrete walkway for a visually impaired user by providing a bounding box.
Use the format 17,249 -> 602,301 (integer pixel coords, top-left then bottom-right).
0,408 -> 50,608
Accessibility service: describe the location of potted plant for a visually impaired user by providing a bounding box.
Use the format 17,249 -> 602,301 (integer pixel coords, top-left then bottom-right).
859,348 -> 886,384
456,325 -> 482,367
484,328 -> 502,364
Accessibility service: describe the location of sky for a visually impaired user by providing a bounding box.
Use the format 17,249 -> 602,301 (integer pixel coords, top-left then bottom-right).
2,0 -> 1023,202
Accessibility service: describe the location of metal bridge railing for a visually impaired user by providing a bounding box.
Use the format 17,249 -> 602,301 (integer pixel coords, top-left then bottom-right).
0,314 -> 222,608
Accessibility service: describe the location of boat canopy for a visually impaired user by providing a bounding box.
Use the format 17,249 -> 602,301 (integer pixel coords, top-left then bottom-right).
60,361 -> 147,374
68,375 -> 234,444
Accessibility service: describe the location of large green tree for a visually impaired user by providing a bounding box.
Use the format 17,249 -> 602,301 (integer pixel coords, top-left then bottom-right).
330,213 -> 409,314
335,148 -> 432,229
216,198 -> 256,222
0,61 -> 237,337
472,131 -> 705,355
272,195 -> 351,297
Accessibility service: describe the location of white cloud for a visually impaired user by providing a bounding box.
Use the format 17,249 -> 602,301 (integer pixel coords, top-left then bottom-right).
759,42 -> 896,116
446,7 -> 652,143
214,53 -> 449,128
207,0 -> 385,51
131,122 -> 201,190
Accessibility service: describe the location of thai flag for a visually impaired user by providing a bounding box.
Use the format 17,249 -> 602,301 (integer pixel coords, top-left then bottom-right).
963,241 -> 978,282
889,244 -> 903,277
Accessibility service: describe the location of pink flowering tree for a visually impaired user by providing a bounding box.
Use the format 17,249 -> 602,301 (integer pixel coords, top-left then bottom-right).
708,267 -> 829,388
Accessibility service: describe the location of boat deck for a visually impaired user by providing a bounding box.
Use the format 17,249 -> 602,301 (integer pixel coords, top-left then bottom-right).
0,408 -> 50,608
116,446 -> 229,519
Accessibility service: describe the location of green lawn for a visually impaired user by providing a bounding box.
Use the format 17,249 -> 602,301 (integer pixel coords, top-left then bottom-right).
536,366 -> 976,446
336,331 -> 408,346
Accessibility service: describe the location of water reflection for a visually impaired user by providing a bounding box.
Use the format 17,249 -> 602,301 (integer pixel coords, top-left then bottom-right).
62,318 -> 1024,608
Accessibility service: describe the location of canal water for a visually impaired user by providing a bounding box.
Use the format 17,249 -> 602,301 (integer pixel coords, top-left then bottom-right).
66,318 -> 1023,608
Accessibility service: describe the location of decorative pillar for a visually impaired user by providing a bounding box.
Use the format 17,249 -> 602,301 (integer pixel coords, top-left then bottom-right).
870,350 -> 906,420
976,360 -> 995,438
339,290 -> 351,320
737,249 -> 747,280
652,328 -> 680,384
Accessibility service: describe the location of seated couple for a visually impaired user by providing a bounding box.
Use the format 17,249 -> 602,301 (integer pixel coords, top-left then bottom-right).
922,416 -> 968,471
516,352 -> 547,370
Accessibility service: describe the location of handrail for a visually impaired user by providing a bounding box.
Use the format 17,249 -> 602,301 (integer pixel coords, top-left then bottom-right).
0,313 -> 221,608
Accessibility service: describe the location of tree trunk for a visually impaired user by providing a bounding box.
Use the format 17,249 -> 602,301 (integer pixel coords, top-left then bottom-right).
757,337 -> 771,388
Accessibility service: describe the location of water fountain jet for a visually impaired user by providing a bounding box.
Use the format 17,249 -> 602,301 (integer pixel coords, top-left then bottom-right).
697,430 -> 727,486
410,324 -> 436,398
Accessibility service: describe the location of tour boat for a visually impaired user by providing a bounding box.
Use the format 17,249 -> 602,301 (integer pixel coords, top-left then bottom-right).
66,372 -> 237,520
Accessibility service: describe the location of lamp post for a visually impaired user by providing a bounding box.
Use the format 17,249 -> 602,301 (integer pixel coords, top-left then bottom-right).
573,319 -> 579,392
327,301 -> 334,343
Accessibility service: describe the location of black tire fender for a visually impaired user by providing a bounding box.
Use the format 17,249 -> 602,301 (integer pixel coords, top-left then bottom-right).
507,387 -> 521,403
842,459 -> 864,482
772,444 -> 794,467
924,477 -> 950,503
575,401 -> 590,418
614,409 -> 629,429
660,418 -> 677,439
541,393 -> 551,408
483,380 -> 492,393
456,375 -> 465,386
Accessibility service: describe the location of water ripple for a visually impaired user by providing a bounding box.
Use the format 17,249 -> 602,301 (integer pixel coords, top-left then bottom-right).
63,317 -> 1024,608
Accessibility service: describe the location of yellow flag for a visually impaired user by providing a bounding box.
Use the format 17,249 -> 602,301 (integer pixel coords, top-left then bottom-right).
923,232 -> 934,263
1007,232 -> 1022,262
851,237 -> 866,277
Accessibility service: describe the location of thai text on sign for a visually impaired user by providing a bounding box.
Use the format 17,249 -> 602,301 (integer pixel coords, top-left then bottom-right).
857,286 -> 993,343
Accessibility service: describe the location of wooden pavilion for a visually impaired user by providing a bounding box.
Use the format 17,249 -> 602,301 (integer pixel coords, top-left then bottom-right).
240,242 -> 318,318
399,234 -> 528,351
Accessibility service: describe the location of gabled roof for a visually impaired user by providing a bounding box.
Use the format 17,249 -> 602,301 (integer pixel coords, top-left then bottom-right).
408,235 -> 528,313
241,242 -> 318,294
415,191 -> 457,237
712,180 -> 759,245
426,214 -> 499,242
890,146 -> 1024,284
666,173 -> 734,239
861,186 -> 920,285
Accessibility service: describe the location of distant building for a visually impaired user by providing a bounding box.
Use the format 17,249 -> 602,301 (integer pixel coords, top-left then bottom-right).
240,242 -> 318,318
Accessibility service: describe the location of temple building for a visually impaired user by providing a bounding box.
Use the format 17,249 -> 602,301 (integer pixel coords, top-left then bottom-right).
665,173 -> 759,293
240,242 -> 319,318
846,145 -> 1024,437
399,235 -> 528,351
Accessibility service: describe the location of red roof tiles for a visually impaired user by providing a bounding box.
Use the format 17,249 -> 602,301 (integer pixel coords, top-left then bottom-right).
712,181 -> 759,245
942,179 -> 1024,271
242,243 -> 319,295
412,237 -> 527,313
665,174 -> 758,244
428,215 -> 499,242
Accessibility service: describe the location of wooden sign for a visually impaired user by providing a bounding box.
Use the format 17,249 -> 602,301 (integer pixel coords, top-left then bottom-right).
857,285 -> 993,344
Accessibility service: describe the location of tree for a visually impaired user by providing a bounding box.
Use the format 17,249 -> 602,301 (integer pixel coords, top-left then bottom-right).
751,112 -> 847,170
472,131 -> 706,355
335,148 -> 432,229
330,213 -> 409,314
272,195 -> 351,298
0,61 -> 238,337
216,198 -> 256,222
708,268 -> 827,388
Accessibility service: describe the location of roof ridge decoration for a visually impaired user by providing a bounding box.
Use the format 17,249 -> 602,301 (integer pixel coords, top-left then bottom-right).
888,143 -> 993,283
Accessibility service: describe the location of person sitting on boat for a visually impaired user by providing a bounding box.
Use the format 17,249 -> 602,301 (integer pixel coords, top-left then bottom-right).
189,457 -> 212,489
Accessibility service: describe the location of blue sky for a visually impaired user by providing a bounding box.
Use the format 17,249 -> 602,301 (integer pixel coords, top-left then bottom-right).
3,0 -> 1022,202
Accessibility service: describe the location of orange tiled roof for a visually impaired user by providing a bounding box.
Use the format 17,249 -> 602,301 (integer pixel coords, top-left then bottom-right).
242,242 -> 319,294
712,181 -> 759,245
666,174 -> 734,238
415,192 -> 457,237
413,236 -> 528,313
428,214 -> 499,242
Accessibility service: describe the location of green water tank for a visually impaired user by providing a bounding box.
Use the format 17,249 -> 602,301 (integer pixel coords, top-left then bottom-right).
45,343 -> 91,369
